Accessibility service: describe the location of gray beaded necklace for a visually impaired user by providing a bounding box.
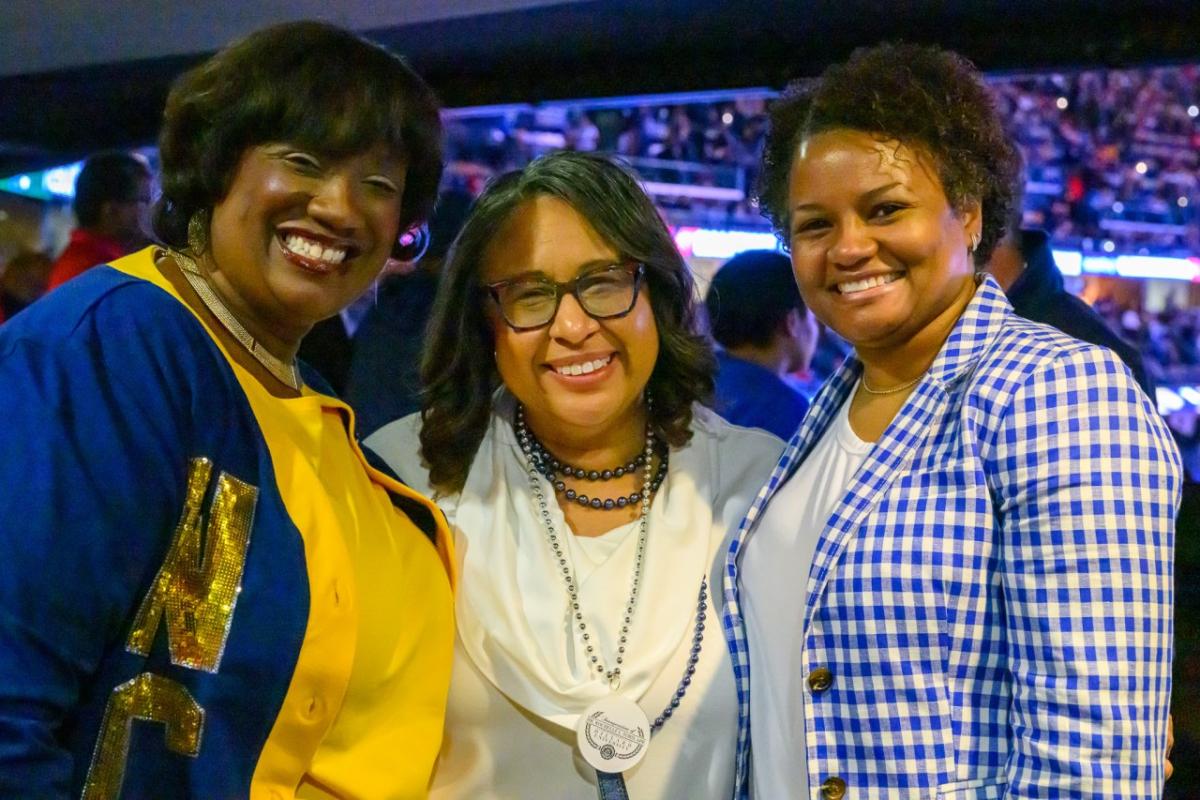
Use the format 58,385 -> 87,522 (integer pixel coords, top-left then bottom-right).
516,412 -> 654,689
514,407 -> 709,733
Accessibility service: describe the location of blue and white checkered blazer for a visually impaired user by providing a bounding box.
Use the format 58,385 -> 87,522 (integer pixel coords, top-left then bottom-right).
722,276 -> 1181,799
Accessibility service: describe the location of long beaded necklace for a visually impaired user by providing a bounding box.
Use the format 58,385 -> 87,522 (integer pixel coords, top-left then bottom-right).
162,248 -> 302,391
515,405 -> 711,795
516,410 -> 654,688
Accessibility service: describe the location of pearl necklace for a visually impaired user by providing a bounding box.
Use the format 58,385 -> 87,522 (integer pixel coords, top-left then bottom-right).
517,409 -> 667,511
516,412 -> 655,689
163,248 -> 302,391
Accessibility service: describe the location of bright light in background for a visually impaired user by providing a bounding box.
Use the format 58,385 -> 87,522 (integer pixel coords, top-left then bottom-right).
1180,197 -> 1190,208
1051,249 -> 1083,276
671,230 -> 1200,281
721,112 -> 734,125
1055,96 -> 1069,110
1112,255 -> 1200,281
1082,255 -> 1118,275
17,176 -> 31,191
1102,239 -> 1116,253
1189,105 -> 1200,118
1157,387 -> 1185,415
1112,201 -> 1124,213
42,163 -> 83,197
673,227 -> 782,259
1135,161 -> 1148,174
1179,386 -> 1200,406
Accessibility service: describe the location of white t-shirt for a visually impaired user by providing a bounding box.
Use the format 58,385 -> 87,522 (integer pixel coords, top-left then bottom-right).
742,392 -> 873,799
366,401 -> 784,799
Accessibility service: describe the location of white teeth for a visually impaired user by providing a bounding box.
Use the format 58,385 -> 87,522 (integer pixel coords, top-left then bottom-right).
838,273 -> 899,294
556,356 -> 611,376
283,234 -> 347,265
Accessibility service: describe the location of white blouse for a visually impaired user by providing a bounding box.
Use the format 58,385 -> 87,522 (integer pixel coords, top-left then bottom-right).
367,400 -> 783,799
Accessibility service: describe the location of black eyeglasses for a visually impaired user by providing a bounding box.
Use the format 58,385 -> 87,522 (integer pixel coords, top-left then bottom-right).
484,263 -> 645,331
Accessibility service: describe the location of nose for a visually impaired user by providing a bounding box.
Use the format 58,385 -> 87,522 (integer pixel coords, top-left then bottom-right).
828,217 -> 876,268
307,173 -> 362,235
548,292 -> 600,344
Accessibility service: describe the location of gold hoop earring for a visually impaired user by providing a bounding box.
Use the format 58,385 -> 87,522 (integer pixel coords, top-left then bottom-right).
187,210 -> 210,255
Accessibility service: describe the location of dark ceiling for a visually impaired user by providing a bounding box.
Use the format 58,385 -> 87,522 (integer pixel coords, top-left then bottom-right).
2,0 -> 1199,176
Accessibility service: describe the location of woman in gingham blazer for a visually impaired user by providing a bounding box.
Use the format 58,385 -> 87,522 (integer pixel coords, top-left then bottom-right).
722,44 -> 1181,800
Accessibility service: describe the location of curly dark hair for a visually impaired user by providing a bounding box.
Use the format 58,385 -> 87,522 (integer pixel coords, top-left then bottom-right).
759,42 -> 1019,265
420,151 -> 715,493
153,20 -> 443,248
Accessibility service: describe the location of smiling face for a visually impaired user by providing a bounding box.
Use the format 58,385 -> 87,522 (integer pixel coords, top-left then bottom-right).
483,195 -> 659,445
785,129 -> 981,365
205,142 -> 406,352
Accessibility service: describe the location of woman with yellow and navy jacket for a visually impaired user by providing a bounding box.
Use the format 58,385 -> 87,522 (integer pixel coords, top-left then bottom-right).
0,22 -> 454,799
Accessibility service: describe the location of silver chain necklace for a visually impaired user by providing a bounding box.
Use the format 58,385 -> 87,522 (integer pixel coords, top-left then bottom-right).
163,248 -> 302,391
516,407 -> 653,690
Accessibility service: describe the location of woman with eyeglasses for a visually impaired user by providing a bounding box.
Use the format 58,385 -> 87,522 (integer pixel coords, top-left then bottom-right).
366,151 -> 783,798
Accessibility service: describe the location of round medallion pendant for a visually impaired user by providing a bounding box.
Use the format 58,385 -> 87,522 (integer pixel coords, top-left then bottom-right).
576,693 -> 651,772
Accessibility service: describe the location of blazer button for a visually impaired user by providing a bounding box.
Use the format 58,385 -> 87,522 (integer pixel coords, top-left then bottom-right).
807,666 -> 834,694
820,776 -> 846,799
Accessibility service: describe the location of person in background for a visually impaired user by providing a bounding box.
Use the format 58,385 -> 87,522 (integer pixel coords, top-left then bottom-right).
726,42 -> 1179,799
0,250 -> 52,324
47,151 -> 153,289
0,21 -> 453,798
987,171 -> 1155,398
704,249 -> 816,439
343,188 -> 474,436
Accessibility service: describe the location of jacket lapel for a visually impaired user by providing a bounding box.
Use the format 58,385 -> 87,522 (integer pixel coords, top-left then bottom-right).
800,277 -> 1014,630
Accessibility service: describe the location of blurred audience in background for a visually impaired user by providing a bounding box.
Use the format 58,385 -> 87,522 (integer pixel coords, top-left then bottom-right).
46,151 -> 153,290
705,249 -> 816,440
443,65 -> 1198,254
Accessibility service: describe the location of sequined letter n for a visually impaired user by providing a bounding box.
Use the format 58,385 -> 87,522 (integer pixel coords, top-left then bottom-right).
126,457 -> 258,672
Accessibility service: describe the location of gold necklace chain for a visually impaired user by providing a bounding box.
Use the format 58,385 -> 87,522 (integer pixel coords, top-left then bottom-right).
164,248 -> 301,391
859,372 -> 925,396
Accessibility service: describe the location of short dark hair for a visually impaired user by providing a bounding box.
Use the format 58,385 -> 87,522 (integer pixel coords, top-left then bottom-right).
705,249 -> 805,349
73,151 -> 151,228
420,151 -> 715,493
759,42 -> 1019,265
153,20 -> 443,248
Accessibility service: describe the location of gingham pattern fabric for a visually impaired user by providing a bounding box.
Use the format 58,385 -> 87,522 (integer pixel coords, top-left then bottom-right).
722,276 -> 1181,800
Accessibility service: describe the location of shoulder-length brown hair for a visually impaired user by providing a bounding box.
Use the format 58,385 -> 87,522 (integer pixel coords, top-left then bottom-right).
420,151 -> 714,493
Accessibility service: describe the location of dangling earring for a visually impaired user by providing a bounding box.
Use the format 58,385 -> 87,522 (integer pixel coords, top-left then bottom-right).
392,223 -> 430,263
187,210 -> 210,256
969,232 -> 981,253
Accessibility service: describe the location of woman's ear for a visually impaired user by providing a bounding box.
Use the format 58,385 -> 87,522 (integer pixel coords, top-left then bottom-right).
960,199 -> 984,251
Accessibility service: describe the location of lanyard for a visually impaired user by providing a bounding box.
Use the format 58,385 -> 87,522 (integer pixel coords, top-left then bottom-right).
596,770 -> 631,800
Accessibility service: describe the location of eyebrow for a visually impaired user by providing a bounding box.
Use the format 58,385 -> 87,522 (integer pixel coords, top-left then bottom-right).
494,259 -> 625,281
790,182 -> 904,215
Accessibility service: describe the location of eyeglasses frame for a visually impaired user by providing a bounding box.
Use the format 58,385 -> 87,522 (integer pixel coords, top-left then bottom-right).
483,262 -> 646,332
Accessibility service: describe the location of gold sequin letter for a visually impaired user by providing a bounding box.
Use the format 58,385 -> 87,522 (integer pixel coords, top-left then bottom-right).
82,672 -> 204,800
126,457 -> 257,672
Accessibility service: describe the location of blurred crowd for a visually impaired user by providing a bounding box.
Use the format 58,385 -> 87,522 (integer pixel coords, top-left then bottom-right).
1095,299 -> 1200,386
4,64 -> 1199,475
445,65 -> 1200,252
994,67 -> 1200,255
